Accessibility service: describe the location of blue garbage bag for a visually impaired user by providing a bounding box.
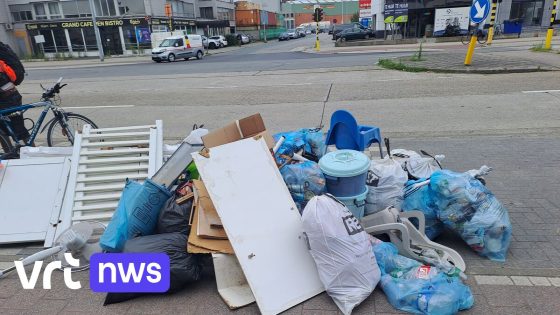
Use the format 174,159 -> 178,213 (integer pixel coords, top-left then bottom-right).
372,240 -> 474,315
100,179 -> 172,252
273,129 -> 326,164
430,170 -> 512,262
280,161 -> 326,212
402,179 -> 445,240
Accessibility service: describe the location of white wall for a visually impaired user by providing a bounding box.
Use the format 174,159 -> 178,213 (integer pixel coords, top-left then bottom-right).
371,0 -> 384,31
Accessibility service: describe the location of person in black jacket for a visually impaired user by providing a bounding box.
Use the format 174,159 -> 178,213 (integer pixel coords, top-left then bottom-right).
0,42 -> 29,143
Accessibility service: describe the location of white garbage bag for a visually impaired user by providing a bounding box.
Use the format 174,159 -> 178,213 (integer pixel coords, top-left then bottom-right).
302,195 -> 380,315
390,149 -> 444,180
365,158 -> 408,215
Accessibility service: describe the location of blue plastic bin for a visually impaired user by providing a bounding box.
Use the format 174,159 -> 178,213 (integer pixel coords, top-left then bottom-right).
336,188 -> 368,219
319,150 -> 370,197
503,20 -> 523,35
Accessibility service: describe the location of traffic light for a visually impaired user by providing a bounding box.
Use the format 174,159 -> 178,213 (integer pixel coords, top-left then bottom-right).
313,8 -> 324,22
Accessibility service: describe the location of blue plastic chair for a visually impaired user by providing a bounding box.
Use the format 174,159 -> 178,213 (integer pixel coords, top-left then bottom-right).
325,110 -> 384,158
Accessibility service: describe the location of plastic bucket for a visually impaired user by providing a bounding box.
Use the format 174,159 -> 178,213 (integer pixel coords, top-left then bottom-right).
319,150 -> 370,197
336,188 -> 368,219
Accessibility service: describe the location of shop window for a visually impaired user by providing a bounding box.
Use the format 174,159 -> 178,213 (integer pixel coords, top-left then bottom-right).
52,29 -> 70,52
67,28 -> 86,52
38,30 -> 56,53
510,0 -> 544,26
200,7 -> 214,19
83,27 -> 99,51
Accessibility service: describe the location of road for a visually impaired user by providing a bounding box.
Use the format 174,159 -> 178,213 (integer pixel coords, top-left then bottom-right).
19,34 -> 560,140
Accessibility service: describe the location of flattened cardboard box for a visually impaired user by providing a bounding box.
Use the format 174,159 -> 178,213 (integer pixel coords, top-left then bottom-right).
192,179 -> 222,228
202,113 -> 274,149
187,202 -> 234,254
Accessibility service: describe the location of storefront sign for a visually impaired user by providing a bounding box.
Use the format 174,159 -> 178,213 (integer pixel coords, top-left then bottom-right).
359,0 -> 372,18
26,17 -> 194,31
434,7 -> 470,36
384,1 -> 408,24
26,18 -> 149,30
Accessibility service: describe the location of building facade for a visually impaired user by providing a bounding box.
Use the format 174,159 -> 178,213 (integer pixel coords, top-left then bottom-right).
281,0 -> 359,29
371,0 -> 558,39
4,0 -> 235,57
235,1 -> 284,40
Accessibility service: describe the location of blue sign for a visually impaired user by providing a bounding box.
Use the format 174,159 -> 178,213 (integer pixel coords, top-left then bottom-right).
469,0 -> 490,24
360,18 -> 370,27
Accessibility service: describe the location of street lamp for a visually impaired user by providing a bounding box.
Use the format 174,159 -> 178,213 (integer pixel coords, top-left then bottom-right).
87,0 -> 104,61
341,0 -> 344,24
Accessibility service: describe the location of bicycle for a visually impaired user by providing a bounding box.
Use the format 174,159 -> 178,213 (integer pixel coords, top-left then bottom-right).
0,77 -> 98,159
461,27 -> 488,45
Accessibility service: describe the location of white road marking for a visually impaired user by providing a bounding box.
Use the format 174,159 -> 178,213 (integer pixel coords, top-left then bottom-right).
199,82 -> 316,89
522,90 -> 560,93
63,105 -> 135,109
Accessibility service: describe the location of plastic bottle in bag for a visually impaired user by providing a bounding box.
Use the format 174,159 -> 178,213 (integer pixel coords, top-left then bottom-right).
372,240 -> 474,315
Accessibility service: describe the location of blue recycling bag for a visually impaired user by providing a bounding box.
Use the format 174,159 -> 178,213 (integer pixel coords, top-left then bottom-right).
273,129 -> 326,164
100,179 -> 171,252
430,170 -> 512,262
280,161 -> 326,212
402,179 -> 445,240
372,241 -> 474,315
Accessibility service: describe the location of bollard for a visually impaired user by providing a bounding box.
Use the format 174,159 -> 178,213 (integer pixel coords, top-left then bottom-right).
464,35 -> 477,66
545,28 -> 554,50
487,26 -> 494,45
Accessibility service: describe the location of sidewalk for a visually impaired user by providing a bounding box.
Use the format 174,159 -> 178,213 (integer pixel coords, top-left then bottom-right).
1,134 -> 560,314
22,44 -> 248,70
304,36 -> 560,55
379,48 -> 560,73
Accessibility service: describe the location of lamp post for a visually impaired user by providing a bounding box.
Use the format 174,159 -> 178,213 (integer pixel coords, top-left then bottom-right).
87,0 -> 104,61
341,0 -> 344,24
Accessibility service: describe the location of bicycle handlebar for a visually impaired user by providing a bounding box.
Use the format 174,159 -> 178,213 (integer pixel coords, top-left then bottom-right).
41,77 -> 66,100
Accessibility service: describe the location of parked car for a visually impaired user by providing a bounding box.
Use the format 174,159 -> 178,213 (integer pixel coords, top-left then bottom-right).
337,28 -> 375,41
331,23 -> 366,40
286,29 -> 298,39
201,35 -> 209,49
206,37 -> 222,49
278,32 -> 290,41
151,35 -> 204,62
236,33 -> 251,44
296,27 -> 306,37
210,35 -> 228,47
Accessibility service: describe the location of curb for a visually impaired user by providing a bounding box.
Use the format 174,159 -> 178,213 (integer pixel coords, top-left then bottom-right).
378,57 -> 560,74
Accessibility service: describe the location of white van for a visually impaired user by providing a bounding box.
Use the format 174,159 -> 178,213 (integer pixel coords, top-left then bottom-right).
151,34 -> 204,62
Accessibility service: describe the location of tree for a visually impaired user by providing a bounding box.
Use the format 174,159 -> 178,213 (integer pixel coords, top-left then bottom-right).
351,12 -> 359,23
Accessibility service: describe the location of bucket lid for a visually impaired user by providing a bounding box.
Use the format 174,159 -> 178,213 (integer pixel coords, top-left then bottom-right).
319,150 -> 370,177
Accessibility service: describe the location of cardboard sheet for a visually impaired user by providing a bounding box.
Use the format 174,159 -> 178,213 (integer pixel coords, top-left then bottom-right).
192,180 -> 222,227
193,137 -> 324,315
187,203 -> 234,254
197,203 -> 228,239
202,113 -> 274,149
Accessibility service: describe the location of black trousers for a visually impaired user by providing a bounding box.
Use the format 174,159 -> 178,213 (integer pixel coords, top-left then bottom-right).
0,90 -> 30,141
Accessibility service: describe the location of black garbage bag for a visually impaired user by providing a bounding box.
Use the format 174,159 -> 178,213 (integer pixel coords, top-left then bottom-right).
157,195 -> 192,235
103,233 -> 202,305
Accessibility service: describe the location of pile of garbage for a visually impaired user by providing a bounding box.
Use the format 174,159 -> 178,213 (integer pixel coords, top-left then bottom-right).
0,110 -> 514,315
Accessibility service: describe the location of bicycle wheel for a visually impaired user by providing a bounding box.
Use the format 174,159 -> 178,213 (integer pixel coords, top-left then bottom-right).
477,35 -> 487,44
47,113 -> 98,147
0,132 -> 14,158
461,35 -> 471,45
